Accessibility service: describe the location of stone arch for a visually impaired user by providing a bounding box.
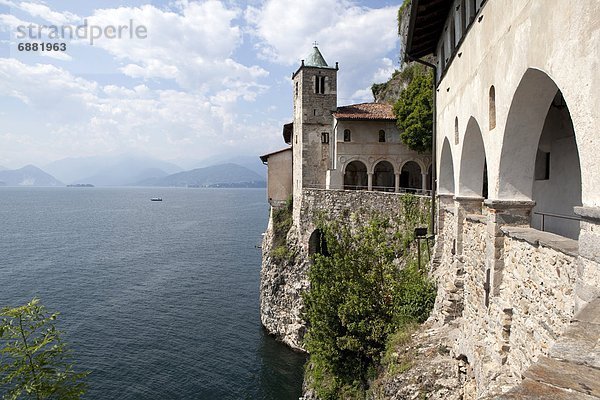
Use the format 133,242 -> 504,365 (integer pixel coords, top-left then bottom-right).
308,229 -> 328,256
400,161 -> 422,191
343,160 -> 368,190
373,160 -> 395,192
498,69 -> 564,199
439,137 -> 455,194
499,68 -> 582,238
458,117 -> 488,198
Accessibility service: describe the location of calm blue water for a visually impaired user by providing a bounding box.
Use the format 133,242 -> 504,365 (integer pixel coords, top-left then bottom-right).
0,187 -> 306,399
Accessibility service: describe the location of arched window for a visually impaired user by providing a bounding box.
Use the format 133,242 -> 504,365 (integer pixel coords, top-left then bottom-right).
314,75 -> 325,94
309,229 -> 328,256
343,129 -> 351,142
489,85 -> 496,130
400,161 -> 422,192
344,160 -> 367,190
454,117 -> 459,145
378,130 -> 385,142
373,161 -> 394,192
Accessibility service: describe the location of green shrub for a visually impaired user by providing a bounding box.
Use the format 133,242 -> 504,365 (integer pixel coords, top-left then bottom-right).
303,213 -> 436,399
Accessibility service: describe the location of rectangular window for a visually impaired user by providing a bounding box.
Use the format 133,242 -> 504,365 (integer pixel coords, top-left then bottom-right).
321,132 -> 329,144
343,129 -> 351,142
469,0 -> 477,24
535,150 -> 550,180
378,130 -> 385,142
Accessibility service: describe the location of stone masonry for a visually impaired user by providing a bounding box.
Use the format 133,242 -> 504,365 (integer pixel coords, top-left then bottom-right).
430,199 -> 600,399
260,189 -> 430,351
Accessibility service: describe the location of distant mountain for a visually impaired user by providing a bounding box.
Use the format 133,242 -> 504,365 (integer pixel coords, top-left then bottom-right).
0,165 -> 63,186
45,154 -> 182,186
193,155 -> 267,178
136,163 -> 266,188
127,168 -> 169,185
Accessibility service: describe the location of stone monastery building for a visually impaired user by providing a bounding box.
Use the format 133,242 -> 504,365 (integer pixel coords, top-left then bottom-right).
260,0 -> 600,396
260,46 -> 432,205
404,0 -> 600,397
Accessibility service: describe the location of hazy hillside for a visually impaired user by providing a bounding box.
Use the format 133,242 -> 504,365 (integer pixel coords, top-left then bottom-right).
0,165 -> 63,186
45,154 -> 182,185
136,163 -> 266,188
194,155 -> 266,178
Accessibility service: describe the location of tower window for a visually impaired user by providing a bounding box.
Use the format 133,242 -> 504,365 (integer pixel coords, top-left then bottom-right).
343,129 -> 351,142
295,82 -> 298,97
489,85 -> 496,130
378,130 -> 385,142
315,76 -> 326,94
321,132 -> 329,144
454,117 -> 459,145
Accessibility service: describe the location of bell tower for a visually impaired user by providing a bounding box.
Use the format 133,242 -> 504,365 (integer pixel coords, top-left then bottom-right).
291,45 -> 338,199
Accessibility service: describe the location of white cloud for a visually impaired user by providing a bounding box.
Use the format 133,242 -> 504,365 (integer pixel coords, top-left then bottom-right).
16,2 -> 80,25
83,1 -> 268,100
246,0 -> 400,103
0,58 -> 272,164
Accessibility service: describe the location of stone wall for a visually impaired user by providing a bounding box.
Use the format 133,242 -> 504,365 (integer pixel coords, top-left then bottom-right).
430,198 -> 462,325
500,228 -> 578,379
261,188 -> 430,351
430,198 -> 595,398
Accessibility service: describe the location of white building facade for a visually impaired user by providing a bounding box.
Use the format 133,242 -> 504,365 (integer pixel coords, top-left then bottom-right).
406,0 -> 600,396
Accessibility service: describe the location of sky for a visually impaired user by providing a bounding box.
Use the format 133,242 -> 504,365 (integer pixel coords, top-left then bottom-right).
0,0 -> 404,169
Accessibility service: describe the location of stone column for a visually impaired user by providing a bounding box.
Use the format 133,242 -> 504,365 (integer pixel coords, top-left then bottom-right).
483,200 -> 535,297
421,172 -> 428,193
482,199 -> 535,368
454,196 -> 485,256
394,173 -> 400,193
574,206 -> 600,312
367,172 -> 373,191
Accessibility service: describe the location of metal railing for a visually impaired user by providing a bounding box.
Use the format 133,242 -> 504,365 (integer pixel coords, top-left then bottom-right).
533,211 -> 581,232
303,183 -> 432,196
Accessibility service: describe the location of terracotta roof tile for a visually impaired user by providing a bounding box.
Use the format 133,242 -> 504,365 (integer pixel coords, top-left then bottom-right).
333,103 -> 396,120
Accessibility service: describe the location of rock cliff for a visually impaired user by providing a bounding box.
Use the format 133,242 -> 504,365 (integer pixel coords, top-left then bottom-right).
260,210 -> 309,351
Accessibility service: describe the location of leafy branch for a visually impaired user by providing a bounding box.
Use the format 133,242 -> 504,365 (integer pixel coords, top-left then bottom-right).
0,298 -> 88,400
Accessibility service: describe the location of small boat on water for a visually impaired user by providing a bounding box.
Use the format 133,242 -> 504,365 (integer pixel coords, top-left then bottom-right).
150,197 -> 163,201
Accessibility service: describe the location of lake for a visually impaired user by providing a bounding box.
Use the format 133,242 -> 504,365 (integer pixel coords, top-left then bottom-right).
0,187 -> 306,399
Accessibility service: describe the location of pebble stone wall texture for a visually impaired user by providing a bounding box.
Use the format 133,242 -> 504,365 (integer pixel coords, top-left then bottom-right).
429,199 -> 600,398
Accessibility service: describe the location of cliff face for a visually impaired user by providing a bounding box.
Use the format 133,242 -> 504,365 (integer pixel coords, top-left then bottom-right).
260,212 -> 309,351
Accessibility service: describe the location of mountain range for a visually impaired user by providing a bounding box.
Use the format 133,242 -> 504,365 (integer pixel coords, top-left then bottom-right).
0,165 -> 63,187
135,163 -> 265,187
0,160 -> 265,188
44,154 -> 183,186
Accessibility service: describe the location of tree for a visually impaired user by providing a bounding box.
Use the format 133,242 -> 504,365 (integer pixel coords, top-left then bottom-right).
393,65 -> 434,153
0,298 -> 88,400
303,211 -> 436,399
